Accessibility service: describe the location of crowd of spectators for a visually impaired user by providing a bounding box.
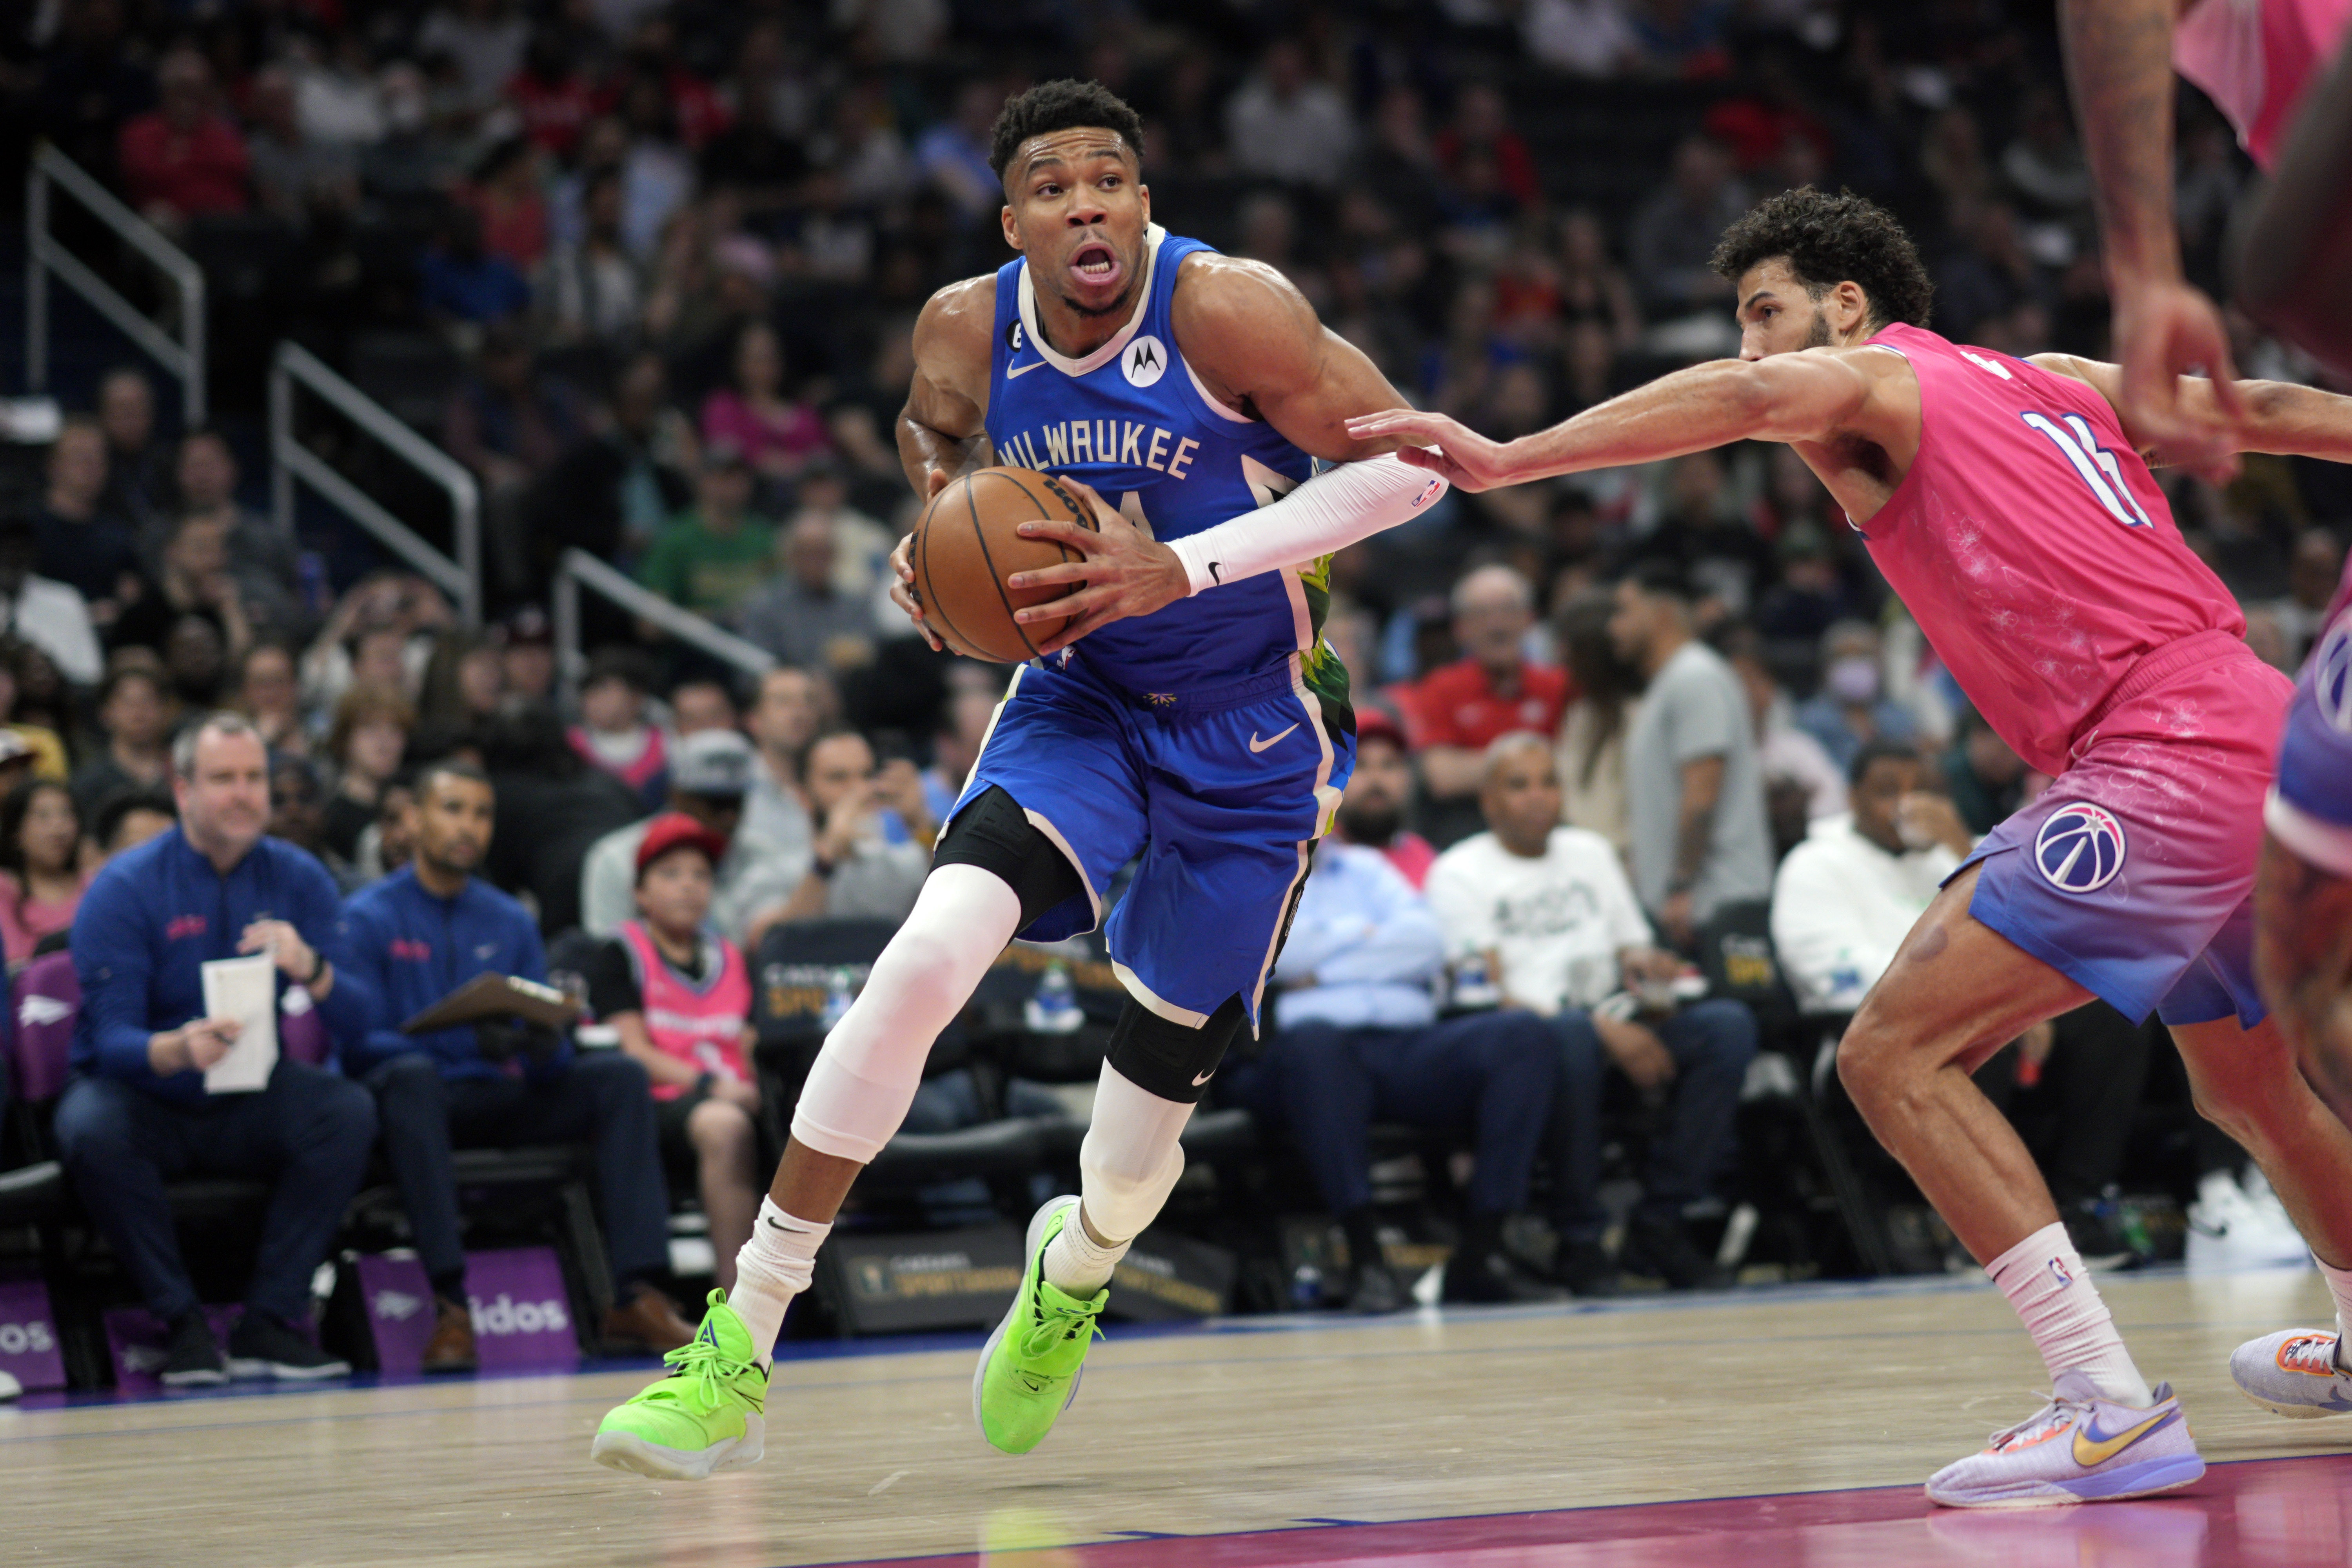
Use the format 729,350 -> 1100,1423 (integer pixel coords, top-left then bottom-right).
0,0 -> 2345,1374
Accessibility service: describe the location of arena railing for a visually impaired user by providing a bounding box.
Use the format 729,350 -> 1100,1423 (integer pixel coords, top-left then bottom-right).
270,341 -> 482,627
552,548 -> 777,703
24,144 -> 207,425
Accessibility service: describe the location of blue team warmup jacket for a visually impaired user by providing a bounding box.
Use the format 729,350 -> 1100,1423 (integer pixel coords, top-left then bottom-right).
336,865 -> 564,1082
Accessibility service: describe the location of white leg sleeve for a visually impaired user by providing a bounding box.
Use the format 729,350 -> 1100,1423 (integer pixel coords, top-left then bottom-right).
788,864 -> 1022,1164
1076,1061 -> 1194,1243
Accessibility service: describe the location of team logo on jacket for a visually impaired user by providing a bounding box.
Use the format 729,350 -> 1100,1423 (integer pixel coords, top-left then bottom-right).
2315,623 -> 2352,734
1122,335 -> 1167,388
2034,802 -> 2127,894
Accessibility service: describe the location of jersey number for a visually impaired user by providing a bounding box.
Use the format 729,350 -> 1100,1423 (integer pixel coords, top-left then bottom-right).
2020,412 -> 2153,529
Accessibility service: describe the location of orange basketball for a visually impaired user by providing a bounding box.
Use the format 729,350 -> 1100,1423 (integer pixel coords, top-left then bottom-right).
910,467 -> 1099,663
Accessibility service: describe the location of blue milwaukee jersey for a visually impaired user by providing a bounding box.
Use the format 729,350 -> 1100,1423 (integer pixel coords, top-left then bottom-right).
986,225 -> 1345,707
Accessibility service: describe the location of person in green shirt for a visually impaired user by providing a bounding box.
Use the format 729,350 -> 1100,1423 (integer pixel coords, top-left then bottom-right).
636,446 -> 778,621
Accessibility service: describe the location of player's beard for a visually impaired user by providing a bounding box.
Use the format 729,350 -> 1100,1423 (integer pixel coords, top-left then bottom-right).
1804,307 -> 1834,349
1059,279 -> 1139,319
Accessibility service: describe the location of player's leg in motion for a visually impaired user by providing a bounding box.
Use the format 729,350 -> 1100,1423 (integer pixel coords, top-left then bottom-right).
1836,864 -> 2204,1508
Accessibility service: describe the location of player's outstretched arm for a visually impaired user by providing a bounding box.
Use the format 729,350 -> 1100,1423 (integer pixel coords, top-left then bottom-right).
1346,350 -> 1891,490
889,275 -> 999,650
2032,353 -> 2352,465
2056,0 -> 2246,463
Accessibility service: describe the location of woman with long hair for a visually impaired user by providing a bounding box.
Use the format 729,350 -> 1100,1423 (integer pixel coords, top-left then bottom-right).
0,779 -> 87,965
699,320 -> 830,484
1554,589 -> 1642,857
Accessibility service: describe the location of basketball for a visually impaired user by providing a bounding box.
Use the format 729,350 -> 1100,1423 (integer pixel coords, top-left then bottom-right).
910,466 -> 1101,663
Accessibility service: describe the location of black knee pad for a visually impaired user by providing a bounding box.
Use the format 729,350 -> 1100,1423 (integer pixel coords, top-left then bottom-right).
932,785 -> 1088,931
1106,993 -> 1249,1105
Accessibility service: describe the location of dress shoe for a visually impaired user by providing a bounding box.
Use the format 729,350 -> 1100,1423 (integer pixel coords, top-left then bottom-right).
603,1286 -> 697,1354
421,1295 -> 478,1374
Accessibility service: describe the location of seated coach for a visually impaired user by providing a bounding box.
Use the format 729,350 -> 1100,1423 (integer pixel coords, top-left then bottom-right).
58,711 -> 376,1386
338,761 -> 695,1372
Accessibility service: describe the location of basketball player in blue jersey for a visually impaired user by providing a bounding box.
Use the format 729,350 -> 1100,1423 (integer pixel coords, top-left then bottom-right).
591,80 -> 1449,1480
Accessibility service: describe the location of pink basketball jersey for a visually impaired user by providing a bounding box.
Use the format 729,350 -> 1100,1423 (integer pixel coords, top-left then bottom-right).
1852,323 -> 2246,776
2175,0 -> 2352,168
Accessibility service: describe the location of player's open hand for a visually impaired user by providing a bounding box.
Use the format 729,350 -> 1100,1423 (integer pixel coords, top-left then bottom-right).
2112,278 -> 2247,484
1006,477 -> 1190,655
887,529 -> 945,652
1343,408 -> 1518,492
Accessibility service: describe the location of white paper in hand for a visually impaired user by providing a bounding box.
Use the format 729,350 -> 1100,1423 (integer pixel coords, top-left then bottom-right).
199,952 -> 279,1094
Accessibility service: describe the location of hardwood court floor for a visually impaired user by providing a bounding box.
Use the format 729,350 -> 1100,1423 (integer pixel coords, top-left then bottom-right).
6,1266 -> 2352,1568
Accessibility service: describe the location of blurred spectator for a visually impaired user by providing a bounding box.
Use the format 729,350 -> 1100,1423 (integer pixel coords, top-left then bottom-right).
1354,87 -> 1444,232
534,165 -> 644,350
1240,831 -> 1563,1311
113,513 -> 262,685
1328,710 -> 1437,889
462,136 -> 549,273
1435,85 -> 1539,211
579,728 -> 804,943
1939,705 -> 2031,837
1626,134 -> 1745,321
1399,565 -> 1569,809
761,730 -> 926,934
0,779 -> 88,965
701,323 -> 832,487
543,353 -> 698,566
89,786 -> 176,868
1553,590 -> 1641,856
480,706 -> 641,933
70,661 -> 174,819
917,80 -> 1004,225
158,430 -> 303,635
1723,627 -> 1845,851
60,714 -> 372,1385
2275,528 -> 2346,660
117,47 -> 250,231
416,631 -> 506,739
742,665 -> 817,861
322,684 -> 413,866
579,813 -> 761,1292
1751,521 -> 1854,648
812,80 -> 914,208
34,0 -> 151,178
0,643 -> 71,781
2000,85 -> 2092,226
300,574 -> 443,714
1794,620 -> 1919,773
1524,0 -> 1645,76
0,514 -> 101,686
1770,741 -> 1970,1017
287,31 -> 388,151
341,761 -> 694,1370
668,678 -> 737,737
354,774 -> 417,883
443,326 -> 586,599
1633,451 -> 1776,621
738,512 -> 877,674
361,62 -> 464,198
417,0 -> 530,113
498,606 -> 557,704
269,755 -> 357,891
1426,734 -> 1756,1293
1609,564 -> 1773,944
96,368 -> 171,531
568,647 -> 668,811
636,448 -> 776,621
1226,39 -> 1355,188
418,205 -> 532,326
32,417 -> 143,631
1556,209 -> 1643,358
245,64 -> 355,225
507,25 -> 599,160
231,642 -> 310,758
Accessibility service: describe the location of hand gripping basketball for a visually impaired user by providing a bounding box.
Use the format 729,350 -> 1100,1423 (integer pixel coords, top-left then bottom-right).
1004,478 -> 1193,656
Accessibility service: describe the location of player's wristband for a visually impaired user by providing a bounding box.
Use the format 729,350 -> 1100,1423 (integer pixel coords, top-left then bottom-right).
1165,453 -> 1448,596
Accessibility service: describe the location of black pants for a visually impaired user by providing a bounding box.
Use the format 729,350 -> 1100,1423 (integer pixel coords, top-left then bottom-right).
1975,1000 -> 2152,1206
366,1053 -> 670,1295
53,1061 -> 378,1325
1551,1000 -> 1758,1243
1230,1012 -> 1560,1216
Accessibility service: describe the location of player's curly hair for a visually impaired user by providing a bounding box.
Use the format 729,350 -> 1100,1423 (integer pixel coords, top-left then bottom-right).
1709,187 -> 1934,331
988,80 -> 1147,182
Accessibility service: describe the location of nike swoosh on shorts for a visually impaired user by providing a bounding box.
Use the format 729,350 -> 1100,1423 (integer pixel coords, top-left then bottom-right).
1250,725 -> 1299,753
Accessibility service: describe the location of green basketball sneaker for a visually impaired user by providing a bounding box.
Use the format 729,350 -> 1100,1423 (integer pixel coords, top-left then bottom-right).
590,1289 -> 768,1481
972,1194 -> 1109,1455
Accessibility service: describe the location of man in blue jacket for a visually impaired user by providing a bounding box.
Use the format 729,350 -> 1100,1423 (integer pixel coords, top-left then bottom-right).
60,712 -> 378,1386
339,761 -> 694,1371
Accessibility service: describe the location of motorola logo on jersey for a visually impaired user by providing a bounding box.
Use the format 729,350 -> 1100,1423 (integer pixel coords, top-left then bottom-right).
2034,802 -> 2127,894
2315,623 -> 2352,734
1123,334 -> 1168,388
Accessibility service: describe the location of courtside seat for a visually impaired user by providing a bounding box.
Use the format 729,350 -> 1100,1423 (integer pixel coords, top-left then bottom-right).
0,1159 -> 64,1224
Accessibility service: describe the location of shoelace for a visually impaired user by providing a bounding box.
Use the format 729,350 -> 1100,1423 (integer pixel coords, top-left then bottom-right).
656,1333 -> 748,1413
2281,1334 -> 2347,1377
1985,1388 -> 2091,1452
1013,1299 -> 1106,1381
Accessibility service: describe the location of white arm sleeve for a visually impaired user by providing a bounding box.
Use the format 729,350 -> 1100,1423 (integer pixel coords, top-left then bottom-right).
1162,453 -> 1446,596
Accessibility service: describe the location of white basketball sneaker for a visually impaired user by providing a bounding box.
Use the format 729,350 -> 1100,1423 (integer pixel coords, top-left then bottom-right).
2230,1328 -> 2352,1419
2185,1170 -> 2310,1272
1926,1371 -> 2204,1508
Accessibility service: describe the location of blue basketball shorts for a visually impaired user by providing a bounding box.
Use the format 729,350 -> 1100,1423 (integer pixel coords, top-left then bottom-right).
946,651 -> 1355,1031
1956,642 -> 2293,1028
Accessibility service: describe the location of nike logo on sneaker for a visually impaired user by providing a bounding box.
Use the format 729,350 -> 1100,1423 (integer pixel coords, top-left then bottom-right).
1250,725 -> 1298,753
2071,1406 -> 2176,1467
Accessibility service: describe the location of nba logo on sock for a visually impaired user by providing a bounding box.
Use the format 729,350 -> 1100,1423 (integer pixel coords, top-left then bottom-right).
2048,1257 -> 2074,1288
2033,803 -> 2126,894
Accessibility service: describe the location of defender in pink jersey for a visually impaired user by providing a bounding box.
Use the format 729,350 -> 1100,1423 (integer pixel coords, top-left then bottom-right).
1350,188 -> 2352,1508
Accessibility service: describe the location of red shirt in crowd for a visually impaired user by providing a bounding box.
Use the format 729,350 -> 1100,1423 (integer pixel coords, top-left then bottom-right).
508,71 -> 600,158
118,113 -> 250,218
1400,657 -> 1573,750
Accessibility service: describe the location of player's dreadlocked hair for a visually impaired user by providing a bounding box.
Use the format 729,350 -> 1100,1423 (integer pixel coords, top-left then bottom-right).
1709,187 -> 1934,331
988,80 -> 1147,182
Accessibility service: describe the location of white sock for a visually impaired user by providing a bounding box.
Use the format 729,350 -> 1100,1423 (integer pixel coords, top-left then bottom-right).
1987,1222 -> 2154,1407
730,1198 -> 831,1366
1042,1209 -> 1128,1297
2317,1254 -> 2352,1371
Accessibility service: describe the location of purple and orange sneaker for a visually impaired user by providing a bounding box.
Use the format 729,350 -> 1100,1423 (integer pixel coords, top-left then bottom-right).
1926,1370 -> 2204,1508
2231,1328 -> 2352,1418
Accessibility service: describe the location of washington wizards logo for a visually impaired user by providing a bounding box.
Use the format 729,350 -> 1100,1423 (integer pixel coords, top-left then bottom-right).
2315,622 -> 2352,735
2034,802 -> 2127,894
